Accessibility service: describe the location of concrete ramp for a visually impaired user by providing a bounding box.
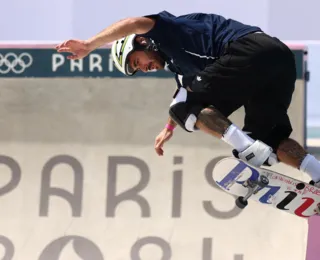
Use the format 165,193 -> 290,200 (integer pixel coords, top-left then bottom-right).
0,78 -> 308,259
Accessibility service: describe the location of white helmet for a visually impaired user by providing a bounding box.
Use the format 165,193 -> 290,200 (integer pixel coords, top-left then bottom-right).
111,34 -> 137,76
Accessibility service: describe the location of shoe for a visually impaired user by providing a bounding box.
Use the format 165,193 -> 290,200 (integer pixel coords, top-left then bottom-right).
309,180 -> 320,188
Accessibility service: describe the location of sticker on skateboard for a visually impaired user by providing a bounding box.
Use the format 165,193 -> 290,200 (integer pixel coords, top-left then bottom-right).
212,157 -> 320,218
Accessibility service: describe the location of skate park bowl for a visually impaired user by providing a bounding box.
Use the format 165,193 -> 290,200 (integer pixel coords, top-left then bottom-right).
0,43 -> 316,260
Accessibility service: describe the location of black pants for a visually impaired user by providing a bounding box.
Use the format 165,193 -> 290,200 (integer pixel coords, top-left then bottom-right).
188,32 -> 297,151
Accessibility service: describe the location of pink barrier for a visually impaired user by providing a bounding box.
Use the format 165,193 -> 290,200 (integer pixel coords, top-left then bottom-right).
0,41 -> 306,49
306,216 -> 320,260
0,42 -> 112,49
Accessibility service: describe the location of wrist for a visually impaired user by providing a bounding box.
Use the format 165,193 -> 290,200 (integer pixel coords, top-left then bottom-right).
85,39 -> 100,51
165,123 -> 176,131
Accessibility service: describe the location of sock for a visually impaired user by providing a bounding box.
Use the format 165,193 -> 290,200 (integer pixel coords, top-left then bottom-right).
300,154 -> 320,182
221,124 -> 254,152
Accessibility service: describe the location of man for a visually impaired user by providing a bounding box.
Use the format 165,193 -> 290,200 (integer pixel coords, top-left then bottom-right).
56,10 -> 320,186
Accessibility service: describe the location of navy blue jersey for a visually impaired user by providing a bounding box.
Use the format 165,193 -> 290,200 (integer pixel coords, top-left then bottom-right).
138,10 -> 262,79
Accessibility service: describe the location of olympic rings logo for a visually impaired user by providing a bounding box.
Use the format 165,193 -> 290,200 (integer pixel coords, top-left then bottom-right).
0,53 -> 33,74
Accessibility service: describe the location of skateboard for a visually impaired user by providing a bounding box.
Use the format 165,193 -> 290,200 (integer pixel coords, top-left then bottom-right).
212,157 -> 320,218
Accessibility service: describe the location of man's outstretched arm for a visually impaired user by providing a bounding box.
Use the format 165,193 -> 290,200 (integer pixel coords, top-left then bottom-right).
86,17 -> 156,50
55,16 -> 156,60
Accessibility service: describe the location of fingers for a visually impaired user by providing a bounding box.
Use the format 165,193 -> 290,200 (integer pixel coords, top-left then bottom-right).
56,47 -> 73,53
66,54 -> 79,60
55,39 -> 74,50
55,40 -> 79,55
155,147 -> 163,156
55,42 -> 78,60
55,40 -> 86,60
155,138 -> 164,156
55,41 -> 67,50
55,47 -> 78,59
154,130 -> 173,156
56,46 -> 71,55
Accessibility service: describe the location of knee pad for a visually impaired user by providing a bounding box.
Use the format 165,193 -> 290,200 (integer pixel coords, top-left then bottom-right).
169,88 -> 203,132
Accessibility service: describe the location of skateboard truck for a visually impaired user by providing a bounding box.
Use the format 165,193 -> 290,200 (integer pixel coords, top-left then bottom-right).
236,175 -> 269,209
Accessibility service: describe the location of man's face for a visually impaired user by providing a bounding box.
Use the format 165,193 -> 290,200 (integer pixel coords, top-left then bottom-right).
127,36 -> 165,74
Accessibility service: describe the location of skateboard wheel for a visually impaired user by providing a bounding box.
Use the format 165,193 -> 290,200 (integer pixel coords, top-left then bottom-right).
236,196 -> 248,209
260,175 -> 269,186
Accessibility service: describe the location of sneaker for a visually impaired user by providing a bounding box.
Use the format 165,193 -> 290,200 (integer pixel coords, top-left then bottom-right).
309,180 -> 320,188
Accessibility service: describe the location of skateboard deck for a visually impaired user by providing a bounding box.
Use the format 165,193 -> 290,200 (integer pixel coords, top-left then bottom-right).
212,157 -> 320,218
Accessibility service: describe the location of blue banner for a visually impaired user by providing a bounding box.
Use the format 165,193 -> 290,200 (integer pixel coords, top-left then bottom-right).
0,49 -> 172,78
0,48 -> 305,79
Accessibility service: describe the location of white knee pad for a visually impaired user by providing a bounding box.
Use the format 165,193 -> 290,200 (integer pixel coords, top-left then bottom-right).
169,87 -> 203,132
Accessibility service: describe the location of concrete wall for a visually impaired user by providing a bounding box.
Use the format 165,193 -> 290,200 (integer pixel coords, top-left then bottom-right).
0,78 -> 309,259
0,78 -> 306,147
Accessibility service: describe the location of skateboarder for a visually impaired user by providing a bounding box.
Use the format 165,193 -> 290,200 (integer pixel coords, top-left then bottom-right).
55,10 -> 320,186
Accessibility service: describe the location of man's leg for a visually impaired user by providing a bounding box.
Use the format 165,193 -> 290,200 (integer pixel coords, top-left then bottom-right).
167,87 -> 273,166
277,138 -> 320,184
239,77 -> 320,184
194,106 -> 277,166
194,105 -> 320,185
196,106 -> 254,151
277,138 -> 307,168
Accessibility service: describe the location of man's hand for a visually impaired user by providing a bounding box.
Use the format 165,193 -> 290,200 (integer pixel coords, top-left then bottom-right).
55,39 -> 92,60
155,128 -> 174,156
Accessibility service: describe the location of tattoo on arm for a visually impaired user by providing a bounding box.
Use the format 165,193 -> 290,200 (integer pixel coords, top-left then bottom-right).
197,107 -> 232,136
